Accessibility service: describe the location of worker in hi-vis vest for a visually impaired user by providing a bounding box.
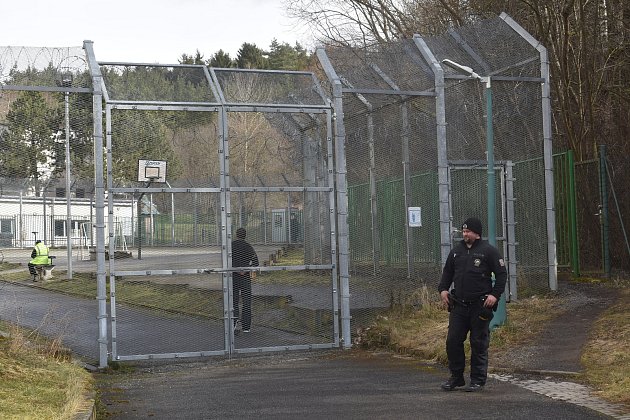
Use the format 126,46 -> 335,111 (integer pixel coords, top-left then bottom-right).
28,240 -> 50,281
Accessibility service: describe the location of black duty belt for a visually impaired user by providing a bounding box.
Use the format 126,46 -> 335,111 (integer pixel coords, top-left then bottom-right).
449,293 -> 482,306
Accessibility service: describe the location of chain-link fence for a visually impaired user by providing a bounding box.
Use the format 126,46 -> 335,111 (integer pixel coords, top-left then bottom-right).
0,47 -> 96,255
1,13 -> 576,366
96,58 -> 345,364
317,12 -> 556,334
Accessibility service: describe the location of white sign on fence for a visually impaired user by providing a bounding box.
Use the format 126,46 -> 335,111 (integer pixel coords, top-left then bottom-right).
408,207 -> 422,227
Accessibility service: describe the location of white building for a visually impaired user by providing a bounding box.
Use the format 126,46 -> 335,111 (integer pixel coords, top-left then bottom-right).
0,192 -> 133,249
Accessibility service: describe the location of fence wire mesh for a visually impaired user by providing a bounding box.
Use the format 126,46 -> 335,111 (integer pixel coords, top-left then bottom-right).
101,64 -> 339,359
0,45 -> 94,251
319,13 -> 554,338
421,16 -> 549,297
1,14 -> 589,364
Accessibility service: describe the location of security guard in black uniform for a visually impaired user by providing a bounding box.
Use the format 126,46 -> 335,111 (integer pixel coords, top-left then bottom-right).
438,217 -> 507,392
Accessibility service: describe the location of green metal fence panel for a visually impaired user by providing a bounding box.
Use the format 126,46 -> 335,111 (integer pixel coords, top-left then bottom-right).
377,178 -> 406,266
552,151 -> 580,275
553,152 -> 572,269
347,183 -> 373,264
409,172 -> 440,264
348,171 -> 441,271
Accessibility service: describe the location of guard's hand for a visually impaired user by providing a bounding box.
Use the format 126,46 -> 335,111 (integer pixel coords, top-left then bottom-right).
440,291 -> 450,308
484,294 -> 498,308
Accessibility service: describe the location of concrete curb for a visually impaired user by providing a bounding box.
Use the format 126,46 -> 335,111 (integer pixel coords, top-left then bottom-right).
490,365 -> 582,379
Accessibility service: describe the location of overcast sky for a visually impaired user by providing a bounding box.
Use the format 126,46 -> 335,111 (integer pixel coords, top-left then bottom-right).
1,0 -> 310,63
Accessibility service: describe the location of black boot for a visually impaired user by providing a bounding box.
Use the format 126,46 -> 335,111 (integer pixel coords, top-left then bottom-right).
441,376 -> 465,391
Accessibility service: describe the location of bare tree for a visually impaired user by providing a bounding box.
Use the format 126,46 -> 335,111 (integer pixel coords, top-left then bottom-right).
287,0 -> 630,155
288,0 -> 630,269
285,0 -> 482,47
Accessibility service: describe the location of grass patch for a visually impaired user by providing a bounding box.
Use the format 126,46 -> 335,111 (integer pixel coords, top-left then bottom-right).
582,288 -> 630,406
256,269 -> 331,286
0,321 -> 92,419
257,246 -> 332,286
272,246 -> 306,266
33,273 -> 227,320
0,261 -> 22,270
354,285 -> 449,363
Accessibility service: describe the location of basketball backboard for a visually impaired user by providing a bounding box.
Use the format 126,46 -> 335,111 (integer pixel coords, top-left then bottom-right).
137,159 -> 167,183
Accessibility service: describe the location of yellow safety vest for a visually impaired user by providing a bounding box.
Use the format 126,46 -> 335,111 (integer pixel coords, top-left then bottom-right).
30,243 -> 49,265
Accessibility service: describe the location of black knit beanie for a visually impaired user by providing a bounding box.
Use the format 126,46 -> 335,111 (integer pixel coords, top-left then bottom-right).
462,217 -> 483,236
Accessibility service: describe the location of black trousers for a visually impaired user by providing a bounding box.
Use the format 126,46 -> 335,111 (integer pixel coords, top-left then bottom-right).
28,263 -> 37,276
233,274 -> 252,330
446,300 -> 491,385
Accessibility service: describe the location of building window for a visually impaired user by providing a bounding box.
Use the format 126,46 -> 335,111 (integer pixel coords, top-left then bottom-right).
54,220 -> 66,237
56,188 -> 66,197
75,188 -> 85,198
0,219 -> 13,234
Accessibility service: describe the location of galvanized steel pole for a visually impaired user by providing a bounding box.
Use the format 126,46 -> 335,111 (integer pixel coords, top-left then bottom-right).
483,77 -> 496,247
83,40 -> 108,368
64,88 -> 73,279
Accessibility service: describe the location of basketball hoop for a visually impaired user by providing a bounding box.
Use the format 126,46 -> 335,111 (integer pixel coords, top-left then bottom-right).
137,159 -> 167,183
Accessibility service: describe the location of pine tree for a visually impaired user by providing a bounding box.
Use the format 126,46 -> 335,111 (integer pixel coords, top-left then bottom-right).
209,50 -> 235,68
0,91 -> 61,195
236,43 -> 268,69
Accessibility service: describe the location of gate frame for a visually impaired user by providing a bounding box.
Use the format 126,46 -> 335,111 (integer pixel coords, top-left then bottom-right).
84,48 -> 347,364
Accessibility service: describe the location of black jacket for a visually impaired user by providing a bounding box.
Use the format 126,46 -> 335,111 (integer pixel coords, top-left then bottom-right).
231,239 -> 259,275
438,239 -> 507,301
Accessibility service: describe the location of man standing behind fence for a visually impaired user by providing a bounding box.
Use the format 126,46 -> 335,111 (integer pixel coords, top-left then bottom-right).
438,217 -> 507,392
28,240 -> 49,282
231,228 -> 259,333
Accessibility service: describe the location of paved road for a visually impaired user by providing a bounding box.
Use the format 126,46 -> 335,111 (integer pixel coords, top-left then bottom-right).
0,281 -> 328,363
97,351 -> 615,420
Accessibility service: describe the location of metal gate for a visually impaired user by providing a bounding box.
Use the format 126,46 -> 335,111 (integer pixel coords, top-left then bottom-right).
448,161 -> 517,300
86,51 -> 344,362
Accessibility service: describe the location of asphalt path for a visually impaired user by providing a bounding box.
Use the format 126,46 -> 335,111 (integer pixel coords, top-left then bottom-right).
0,281 -> 327,363
0,280 -> 99,358
97,351 -> 613,420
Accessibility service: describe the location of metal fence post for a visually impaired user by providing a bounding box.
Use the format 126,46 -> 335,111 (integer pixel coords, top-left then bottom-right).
84,40 -> 109,369
567,150 -> 580,276
316,48 -> 352,349
598,144 -> 610,278
413,36 -> 451,267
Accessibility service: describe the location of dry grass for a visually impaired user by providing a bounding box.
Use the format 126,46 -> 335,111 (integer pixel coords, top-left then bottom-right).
356,285 -> 563,360
0,322 -> 92,419
354,285 -> 449,363
582,288 -> 630,406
